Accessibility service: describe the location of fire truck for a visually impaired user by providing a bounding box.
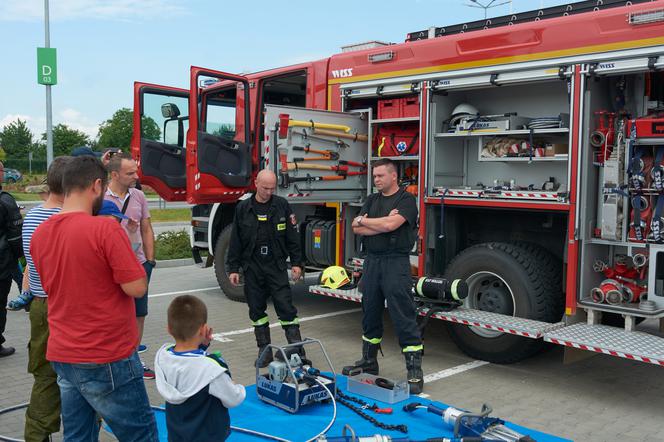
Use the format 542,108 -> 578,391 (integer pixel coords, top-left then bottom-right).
131,0 -> 664,365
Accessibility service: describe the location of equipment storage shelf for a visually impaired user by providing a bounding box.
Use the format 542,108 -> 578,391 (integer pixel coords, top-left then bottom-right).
427,79 -> 572,203
372,117 -> 420,124
434,128 -> 569,137
576,67 -> 664,318
370,156 -> 419,161
367,97 -> 421,196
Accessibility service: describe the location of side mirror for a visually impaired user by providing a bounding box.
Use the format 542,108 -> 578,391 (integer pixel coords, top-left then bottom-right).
161,103 -> 181,119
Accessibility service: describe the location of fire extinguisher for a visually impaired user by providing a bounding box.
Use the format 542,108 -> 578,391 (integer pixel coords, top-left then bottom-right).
629,195 -> 651,241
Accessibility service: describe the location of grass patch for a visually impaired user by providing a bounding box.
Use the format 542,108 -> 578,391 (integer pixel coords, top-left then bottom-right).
155,230 -> 191,260
11,192 -> 40,201
150,208 -> 191,223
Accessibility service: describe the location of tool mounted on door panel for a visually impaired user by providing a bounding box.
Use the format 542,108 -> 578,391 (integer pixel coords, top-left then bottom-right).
314,128 -> 368,142
292,129 -> 350,149
292,146 -> 367,168
279,171 -> 367,189
278,113 -> 351,138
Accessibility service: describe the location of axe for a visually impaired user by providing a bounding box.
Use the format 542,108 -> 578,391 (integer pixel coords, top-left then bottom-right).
314,128 -> 368,142
278,113 -> 351,138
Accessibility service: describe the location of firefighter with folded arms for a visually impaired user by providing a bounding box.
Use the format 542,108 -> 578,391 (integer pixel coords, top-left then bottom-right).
226,169 -> 304,367
342,158 -> 424,394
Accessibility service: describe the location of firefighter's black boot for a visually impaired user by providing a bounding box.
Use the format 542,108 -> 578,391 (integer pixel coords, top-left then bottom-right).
283,324 -> 307,358
254,324 -> 273,368
405,350 -> 424,394
342,341 -> 380,375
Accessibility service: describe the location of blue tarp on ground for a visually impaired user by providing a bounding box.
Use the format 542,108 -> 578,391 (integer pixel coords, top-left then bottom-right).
151,375 -> 571,442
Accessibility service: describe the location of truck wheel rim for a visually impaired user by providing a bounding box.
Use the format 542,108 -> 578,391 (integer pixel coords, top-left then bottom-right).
464,271 -> 516,338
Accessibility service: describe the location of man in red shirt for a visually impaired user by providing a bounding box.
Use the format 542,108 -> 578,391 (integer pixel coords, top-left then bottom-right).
31,156 -> 158,441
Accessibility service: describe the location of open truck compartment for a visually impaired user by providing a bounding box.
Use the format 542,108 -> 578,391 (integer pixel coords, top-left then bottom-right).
579,67 -> 664,321
263,104 -> 368,204
428,75 -> 572,203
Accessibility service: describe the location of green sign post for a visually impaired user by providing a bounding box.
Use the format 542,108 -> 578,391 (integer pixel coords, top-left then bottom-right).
37,47 -> 57,85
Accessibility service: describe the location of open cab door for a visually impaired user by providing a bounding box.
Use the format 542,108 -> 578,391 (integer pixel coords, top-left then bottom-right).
187,67 -> 252,203
131,82 -> 189,201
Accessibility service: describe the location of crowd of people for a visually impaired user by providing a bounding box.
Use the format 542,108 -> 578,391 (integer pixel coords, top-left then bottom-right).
0,155 -> 422,441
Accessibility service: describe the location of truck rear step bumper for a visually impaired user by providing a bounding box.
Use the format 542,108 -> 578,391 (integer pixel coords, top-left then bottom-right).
544,323 -> 664,366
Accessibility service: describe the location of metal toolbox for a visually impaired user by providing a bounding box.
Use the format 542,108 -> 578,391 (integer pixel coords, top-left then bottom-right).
456,115 -> 532,132
346,372 -> 409,403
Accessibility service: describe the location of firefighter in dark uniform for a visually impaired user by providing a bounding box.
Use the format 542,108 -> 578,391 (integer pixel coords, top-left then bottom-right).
342,158 -> 424,394
227,169 -> 303,367
0,161 -> 23,357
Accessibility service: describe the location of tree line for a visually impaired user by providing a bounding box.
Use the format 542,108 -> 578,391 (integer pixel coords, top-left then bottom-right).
0,108 -> 160,163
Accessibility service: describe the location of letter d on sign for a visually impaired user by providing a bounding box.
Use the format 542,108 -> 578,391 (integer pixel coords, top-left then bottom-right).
37,47 -> 57,85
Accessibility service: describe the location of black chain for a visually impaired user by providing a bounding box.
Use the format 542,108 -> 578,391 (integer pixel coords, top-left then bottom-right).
336,390 -> 408,434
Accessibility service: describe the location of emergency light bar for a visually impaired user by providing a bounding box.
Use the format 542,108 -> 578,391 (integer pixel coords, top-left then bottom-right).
629,8 -> 664,25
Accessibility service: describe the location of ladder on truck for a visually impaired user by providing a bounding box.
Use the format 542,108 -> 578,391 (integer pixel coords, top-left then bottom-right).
309,278 -> 664,367
406,0 -> 657,41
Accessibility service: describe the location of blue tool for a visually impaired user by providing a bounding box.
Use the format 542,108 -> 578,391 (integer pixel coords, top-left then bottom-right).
403,402 -> 535,442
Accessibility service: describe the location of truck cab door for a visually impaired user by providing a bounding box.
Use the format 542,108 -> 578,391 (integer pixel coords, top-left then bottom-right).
131,82 -> 189,201
187,66 -> 252,203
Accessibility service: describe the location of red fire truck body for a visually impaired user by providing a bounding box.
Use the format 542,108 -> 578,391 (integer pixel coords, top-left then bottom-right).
131,0 -> 664,365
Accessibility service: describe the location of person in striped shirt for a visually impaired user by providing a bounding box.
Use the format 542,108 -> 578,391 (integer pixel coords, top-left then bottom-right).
19,156 -> 70,442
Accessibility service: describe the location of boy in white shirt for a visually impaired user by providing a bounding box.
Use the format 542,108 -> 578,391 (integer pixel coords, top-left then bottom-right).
155,295 -> 245,442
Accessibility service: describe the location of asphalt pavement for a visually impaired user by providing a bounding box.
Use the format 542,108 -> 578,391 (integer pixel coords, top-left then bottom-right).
0,265 -> 661,441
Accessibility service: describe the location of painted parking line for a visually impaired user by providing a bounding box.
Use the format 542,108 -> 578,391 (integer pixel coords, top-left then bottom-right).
148,286 -> 220,299
212,308 -> 362,342
423,360 -> 490,384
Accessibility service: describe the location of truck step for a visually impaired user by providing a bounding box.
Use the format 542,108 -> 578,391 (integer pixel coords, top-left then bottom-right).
308,285 -> 564,339
422,307 -> 565,339
544,323 -> 664,366
309,285 -> 362,302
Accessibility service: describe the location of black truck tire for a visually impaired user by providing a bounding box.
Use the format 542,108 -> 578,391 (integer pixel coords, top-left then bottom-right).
508,240 -> 565,321
443,242 -> 557,364
214,225 -> 246,303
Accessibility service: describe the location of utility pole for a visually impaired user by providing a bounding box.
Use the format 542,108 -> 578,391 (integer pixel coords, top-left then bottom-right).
44,0 -> 53,167
465,0 -> 512,20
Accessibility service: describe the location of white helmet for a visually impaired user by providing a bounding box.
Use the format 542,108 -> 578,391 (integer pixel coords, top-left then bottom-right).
449,103 -> 479,126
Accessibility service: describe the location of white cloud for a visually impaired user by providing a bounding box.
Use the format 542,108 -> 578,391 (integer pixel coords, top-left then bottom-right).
0,114 -> 46,140
1,109 -> 99,140
0,0 -> 188,22
58,108 -> 99,139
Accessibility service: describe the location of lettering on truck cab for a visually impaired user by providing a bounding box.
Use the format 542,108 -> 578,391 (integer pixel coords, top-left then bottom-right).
331,68 -> 353,79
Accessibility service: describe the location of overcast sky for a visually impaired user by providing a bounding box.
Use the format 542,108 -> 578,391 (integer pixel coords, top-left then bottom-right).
1,0 -> 574,140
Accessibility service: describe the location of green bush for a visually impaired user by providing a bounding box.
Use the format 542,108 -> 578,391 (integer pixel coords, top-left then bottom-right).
155,230 -> 191,260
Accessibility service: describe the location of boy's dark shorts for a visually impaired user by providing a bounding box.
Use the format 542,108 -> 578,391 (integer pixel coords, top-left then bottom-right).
135,261 -> 154,317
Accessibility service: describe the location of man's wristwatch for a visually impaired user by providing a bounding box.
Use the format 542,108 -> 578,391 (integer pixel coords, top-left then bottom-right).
146,260 -> 157,267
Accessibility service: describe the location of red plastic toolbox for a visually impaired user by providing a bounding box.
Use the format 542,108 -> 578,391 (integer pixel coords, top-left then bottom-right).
628,117 -> 664,138
378,99 -> 401,119
401,96 -> 420,118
